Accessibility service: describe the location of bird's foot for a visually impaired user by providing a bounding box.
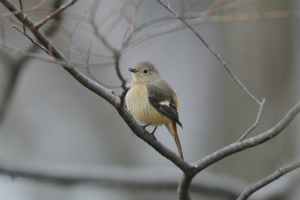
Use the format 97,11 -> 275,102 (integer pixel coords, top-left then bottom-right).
150,126 -> 158,141
141,123 -> 151,139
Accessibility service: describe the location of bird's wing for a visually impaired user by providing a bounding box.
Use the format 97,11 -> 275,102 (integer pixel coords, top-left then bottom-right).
147,81 -> 182,128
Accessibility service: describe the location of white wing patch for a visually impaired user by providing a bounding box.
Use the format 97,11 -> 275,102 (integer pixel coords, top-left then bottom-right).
159,101 -> 170,106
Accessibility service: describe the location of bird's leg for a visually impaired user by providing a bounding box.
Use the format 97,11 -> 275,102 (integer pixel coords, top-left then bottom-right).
142,123 -> 151,129
150,126 -> 158,141
142,123 -> 151,138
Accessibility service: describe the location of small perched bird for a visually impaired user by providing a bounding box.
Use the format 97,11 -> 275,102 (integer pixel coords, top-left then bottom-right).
126,61 -> 184,160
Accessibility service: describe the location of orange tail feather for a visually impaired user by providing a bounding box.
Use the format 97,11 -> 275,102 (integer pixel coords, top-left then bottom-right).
172,122 -> 184,161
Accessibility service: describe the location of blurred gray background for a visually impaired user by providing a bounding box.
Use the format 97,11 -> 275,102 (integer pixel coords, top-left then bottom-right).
0,0 -> 300,199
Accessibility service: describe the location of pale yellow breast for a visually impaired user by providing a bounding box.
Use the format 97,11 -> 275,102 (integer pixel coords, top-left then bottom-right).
126,84 -> 170,126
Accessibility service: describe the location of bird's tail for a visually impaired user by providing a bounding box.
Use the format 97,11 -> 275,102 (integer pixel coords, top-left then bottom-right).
172,122 -> 184,161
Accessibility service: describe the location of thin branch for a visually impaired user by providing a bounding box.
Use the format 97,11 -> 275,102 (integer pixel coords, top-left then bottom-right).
18,0 -> 25,33
103,11 -> 124,37
205,10 -> 300,23
0,44 -> 115,68
0,17 -> 6,45
157,0 -> 261,105
1,0 -> 47,18
237,160 -> 300,200
236,98 -> 266,142
12,24 -> 50,55
65,1 -> 94,60
182,0 -> 198,15
1,44 -> 54,62
34,0 -> 77,29
90,1 -> 116,52
122,0 -> 143,44
75,43 -> 120,89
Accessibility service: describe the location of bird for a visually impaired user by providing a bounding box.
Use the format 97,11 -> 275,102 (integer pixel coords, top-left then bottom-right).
126,61 -> 184,160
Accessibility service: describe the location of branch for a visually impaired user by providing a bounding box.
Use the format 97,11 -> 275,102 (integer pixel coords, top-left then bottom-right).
12,23 -> 51,55
34,0 -> 77,29
236,98 -> 266,142
1,0 -> 47,18
237,160 -> 300,200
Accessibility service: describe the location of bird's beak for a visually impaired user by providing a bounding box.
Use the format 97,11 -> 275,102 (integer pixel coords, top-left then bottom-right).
129,68 -> 138,73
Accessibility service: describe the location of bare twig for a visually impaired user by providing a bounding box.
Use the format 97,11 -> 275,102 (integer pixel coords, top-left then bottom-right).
236,98 -> 266,142
0,18 -> 5,45
18,0 -> 25,33
12,24 -> 50,55
122,0 -> 143,44
76,43 -> 120,89
34,0 -> 77,29
1,0 -> 47,18
237,160 -> 300,200
182,0 -> 198,15
205,10 -> 300,23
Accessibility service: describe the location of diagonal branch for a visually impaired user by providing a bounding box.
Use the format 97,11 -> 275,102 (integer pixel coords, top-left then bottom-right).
236,98 -> 266,142
237,160 -> 300,200
1,0 -> 47,18
34,0 -> 77,29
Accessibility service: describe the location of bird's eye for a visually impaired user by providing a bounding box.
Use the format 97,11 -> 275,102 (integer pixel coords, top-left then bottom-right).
144,70 -> 148,73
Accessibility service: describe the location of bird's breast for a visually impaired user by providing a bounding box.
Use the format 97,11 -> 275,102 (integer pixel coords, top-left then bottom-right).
126,84 -> 170,125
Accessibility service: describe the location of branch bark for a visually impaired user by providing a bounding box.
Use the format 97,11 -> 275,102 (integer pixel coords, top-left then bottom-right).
237,160 -> 300,200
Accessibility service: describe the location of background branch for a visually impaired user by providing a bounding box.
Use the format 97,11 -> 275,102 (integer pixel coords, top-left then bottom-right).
0,0 -> 62,123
